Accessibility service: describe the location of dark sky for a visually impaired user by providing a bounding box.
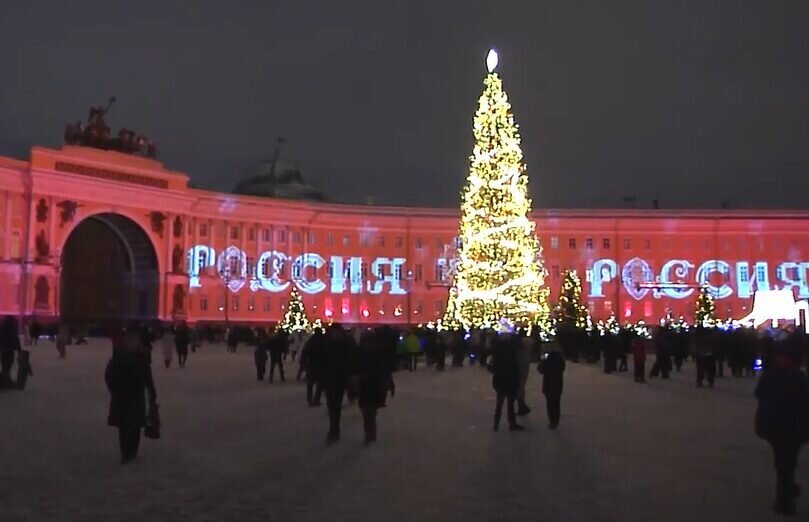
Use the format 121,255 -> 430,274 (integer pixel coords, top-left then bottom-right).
1,1 -> 808,209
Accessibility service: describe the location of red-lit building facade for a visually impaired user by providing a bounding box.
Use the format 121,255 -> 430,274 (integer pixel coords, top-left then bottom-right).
1,146 -> 808,326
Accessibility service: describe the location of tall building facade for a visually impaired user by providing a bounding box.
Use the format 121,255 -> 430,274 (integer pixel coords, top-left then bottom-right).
1,146 -> 807,325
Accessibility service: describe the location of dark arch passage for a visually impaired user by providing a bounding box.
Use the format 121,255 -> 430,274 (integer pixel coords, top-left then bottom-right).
60,213 -> 159,325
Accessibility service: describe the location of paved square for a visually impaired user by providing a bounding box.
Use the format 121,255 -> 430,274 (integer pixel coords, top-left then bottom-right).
0,340 -> 800,521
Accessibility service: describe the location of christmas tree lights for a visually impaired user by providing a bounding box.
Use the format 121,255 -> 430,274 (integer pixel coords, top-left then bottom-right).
445,49 -> 549,329
278,287 -> 310,333
694,284 -> 717,327
557,269 -> 588,329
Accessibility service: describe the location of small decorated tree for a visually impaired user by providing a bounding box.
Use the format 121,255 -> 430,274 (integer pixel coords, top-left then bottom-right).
278,287 -> 310,333
694,285 -> 717,327
557,269 -> 588,329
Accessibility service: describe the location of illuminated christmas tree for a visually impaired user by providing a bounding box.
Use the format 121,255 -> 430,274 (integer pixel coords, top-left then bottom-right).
440,287 -> 464,331
446,49 -> 549,329
278,287 -> 310,332
557,269 -> 588,329
694,285 -> 717,327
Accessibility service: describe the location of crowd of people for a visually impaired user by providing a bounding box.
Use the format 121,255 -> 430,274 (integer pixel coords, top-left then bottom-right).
3,315 -> 809,515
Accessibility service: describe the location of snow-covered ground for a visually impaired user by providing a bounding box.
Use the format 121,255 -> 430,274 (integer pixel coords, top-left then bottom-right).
0,339 -> 799,522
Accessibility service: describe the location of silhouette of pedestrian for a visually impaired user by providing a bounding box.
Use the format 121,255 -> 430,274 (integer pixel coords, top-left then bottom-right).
0,316 -> 21,387
321,325 -> 357,443
538,345 -> 565,429
357,330 -> 393,444
489,333 -> 523,432
105,325 -> 158,464
755,344 -> 809,515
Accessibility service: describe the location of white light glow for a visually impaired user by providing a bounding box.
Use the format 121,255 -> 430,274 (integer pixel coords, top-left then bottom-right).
486,49 -> 498,73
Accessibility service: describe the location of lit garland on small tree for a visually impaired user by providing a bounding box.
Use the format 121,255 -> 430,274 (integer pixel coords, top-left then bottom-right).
441,287 -> 464,331
557,269 -> 588,329
278,287 -> 310,333
446,49 -> 549,329
694,284 -> 717,327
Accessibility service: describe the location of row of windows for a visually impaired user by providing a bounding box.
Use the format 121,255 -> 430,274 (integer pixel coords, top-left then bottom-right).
548,236 -> 772,252
195,223 -> 457,250
193,294 -> 447,317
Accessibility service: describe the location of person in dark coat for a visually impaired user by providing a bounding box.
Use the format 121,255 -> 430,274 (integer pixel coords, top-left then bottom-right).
631,336 -> 646,383
357,330 -> 393,443
321,325 -> 358,443
174,322 -> 190,368
300,329 -> 325,406
0,316 -> 22,387
538,346 -> 566,429
105,326 -> 158,464
489,333 -> 523,432
755,343 -> 809,515
268,331 -> 289,382
254,330 -> 268,381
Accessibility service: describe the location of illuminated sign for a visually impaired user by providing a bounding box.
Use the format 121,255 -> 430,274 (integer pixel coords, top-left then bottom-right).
187,245 -> 406,296
587,258 -> 809,300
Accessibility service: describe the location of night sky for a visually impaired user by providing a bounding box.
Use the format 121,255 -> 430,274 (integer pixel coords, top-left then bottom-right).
1,1 -> 808,209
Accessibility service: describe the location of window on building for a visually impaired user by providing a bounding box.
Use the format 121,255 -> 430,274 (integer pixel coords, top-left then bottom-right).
415,237 -> 423,249
278,230 -> 287,242
568,238 -> 576,249
197,250 -> 209,274
414,264 -> 423,281
262,228 -> 271,242
395,236 -> 403,248
435,300 -> 444,315
435,238 -> 442,250
378,235 -> 385,247
552,265 -> 560,280
623,238 -> 631,250
230,226 -> 239,240
550,236 -> 559,249
395,265 -> 403,280
248,297 -> 255,311
308,231 -> 316,245
292,259 -> 302,280
263,297 -> 271,312
377,265 -> 385,278
280,298 -> 287,310
246,256 -> 254,277
248,228 -> 255,241
663,239 -> 671,251
231,296 -> 239,311
327,260 -> 334,279
326,232 -> 334,246
199,295 -> 208,312
9,231 -> 20,259
644,301 -> 652,318
756,264 -> 767,281
604,300 -> 612,313
643,239 -> 651,250
292,231 -> 301,244
199,223 -> 208,237
739,265 -> 750,283
435,261 -> 445,281
361,234 -> 369,247
416,301 -> 423,314
361,262 -> 368,280
603,238 -> 610,250
585,238 -> 593,250
260,257 -> 271,278
342,235 -> 350,246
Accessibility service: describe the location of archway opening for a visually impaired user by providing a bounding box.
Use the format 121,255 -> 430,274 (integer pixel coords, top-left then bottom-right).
60,213 -> 159,325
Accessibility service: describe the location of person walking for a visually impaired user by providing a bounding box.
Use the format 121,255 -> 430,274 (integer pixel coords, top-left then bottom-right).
405,330 -> 420,371
0,316 -> 22,388
516,332 -> 533,416
254,331 -> 268,381
268,331 -> 289,382
55,322 -> 70,359
321,325 -> 358,443
755,344 -> 809,515
160,327 -> 174,369
632,336 -> 646,383
357,330 -> 393,444
174,322 -> 190,368
489,333 -> 524,432
538,345 -> 566,430
105,326 -> 158,464
300,328 -> 325,406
